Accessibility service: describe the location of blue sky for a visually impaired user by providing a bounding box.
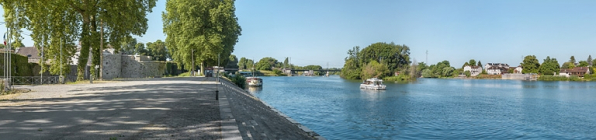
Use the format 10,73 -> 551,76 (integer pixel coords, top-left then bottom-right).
2,0 -> 596,68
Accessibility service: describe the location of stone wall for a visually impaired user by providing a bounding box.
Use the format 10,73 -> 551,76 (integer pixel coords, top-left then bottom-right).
102,53 -> 122,79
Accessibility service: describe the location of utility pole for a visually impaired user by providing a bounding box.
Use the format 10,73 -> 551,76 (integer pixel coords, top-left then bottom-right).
216,53 -> 219,100
100,19 -> 103,80
191,49 -> 194,77
41,43 -> 44,84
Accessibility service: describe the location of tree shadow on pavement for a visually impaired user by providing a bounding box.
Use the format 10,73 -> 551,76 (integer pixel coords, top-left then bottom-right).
0,78 -> 222,140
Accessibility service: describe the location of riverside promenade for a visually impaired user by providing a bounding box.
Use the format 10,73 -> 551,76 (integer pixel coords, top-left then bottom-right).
0,77 -> 320,140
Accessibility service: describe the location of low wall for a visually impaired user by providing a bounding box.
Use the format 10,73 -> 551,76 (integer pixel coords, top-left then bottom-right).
502,73 -> 538,80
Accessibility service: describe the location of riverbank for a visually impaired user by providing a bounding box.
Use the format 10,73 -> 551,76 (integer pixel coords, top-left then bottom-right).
0,77 -> 321,139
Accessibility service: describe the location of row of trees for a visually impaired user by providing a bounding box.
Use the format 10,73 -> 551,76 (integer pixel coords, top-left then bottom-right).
119,38 -> 169,61
2,0 -> 158,81
340,42 -> 412,80
163,0 -> 241,75
520,55 -> 595,75
237,57 -> 322,71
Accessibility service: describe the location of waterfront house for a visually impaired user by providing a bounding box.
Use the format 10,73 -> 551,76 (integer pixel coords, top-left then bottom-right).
463,65 -> 482,76
484,63 -> 510,75
559,67 -> 591,77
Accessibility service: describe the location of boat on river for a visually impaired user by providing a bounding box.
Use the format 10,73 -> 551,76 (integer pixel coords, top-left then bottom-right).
246,77 -> 263,87
360,78 -> 386,90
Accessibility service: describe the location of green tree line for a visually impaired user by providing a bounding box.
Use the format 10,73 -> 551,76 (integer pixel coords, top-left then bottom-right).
340,42 -> 412,80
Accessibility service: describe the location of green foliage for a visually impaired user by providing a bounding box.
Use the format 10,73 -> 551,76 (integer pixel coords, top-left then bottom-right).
588,55 -> 592,65
238,57 -> 255,70
561,62 -> 572,69
462,62 -> 469,69
584,74 -> 592,79
477,61 -> 483,69
538,56 -> 560,75
341,42 -> 412,80
225,55 -> 239,69
360,60 -> 390,80
464,71 -> 471,77
431,60 -> 452,78
2,0 -> 158,81
340,59 -> 361,79
284,57 -> 289,68
357,42 -> 410,71
538,75 -> 571,81
578,61 -> 589,67
521,55 -> 540,74
383,75 -> 411,82
223,73 -> 246,89
468,59 -> 476,67
569,75 -> 581,81
146,40 -> 169,61
255,57 -> 278,70
422,69 -> 434,78
163,0 -> 241,71
442,67 -> 455,77
0,53 -> 33,76
120,38 -> 137,55
569,56 -> 576,63
481,69 -> 487,74
135,43 -> 148,56
272,69 -> 283,76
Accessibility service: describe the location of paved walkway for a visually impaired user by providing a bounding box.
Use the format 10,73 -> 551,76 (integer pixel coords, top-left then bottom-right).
0,77 -> 321,140
0,77 -> 221,139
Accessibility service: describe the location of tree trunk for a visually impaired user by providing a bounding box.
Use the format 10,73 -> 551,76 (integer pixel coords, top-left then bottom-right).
90,16 -> 99,80
77,19 -> 90,81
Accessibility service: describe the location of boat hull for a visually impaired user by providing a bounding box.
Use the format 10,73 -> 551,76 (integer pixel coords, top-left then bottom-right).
360,84 -> 386,90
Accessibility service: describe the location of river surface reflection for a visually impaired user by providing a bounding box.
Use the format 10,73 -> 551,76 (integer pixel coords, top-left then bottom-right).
249,76 -> 596,139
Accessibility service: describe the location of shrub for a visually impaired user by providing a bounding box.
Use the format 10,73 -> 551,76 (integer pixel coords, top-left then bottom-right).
569,75 -> 581,81
272,69 -> 283,76
584,74 -> 592,80
538,75 -> 569,81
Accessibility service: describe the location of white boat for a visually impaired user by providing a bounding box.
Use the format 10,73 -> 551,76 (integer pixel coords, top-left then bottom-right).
246,77 -> 263,87
360,78 -> 386,90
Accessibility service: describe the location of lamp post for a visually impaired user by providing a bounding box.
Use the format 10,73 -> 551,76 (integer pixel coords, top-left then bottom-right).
216,53 -> 219,100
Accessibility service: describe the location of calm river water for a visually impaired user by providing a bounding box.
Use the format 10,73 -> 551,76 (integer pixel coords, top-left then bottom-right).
248,76 -> 596,139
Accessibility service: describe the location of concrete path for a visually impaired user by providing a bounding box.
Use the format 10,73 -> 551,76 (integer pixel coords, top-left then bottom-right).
0,77 -> 222,139
0,77 -> 321,140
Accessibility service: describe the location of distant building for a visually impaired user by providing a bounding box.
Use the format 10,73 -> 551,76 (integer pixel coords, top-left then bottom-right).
484,63 -> 510,75
508,66 -> 523,74
559,67 -> 591,77
15,47 -> 40,63
463,65 -> 482,76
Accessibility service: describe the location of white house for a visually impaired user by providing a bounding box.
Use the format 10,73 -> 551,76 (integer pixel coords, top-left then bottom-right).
463,66 -> 482,76
484,63 -> 510,75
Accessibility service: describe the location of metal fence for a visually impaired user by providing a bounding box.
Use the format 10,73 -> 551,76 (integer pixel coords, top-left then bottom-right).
1,76 -> 62,85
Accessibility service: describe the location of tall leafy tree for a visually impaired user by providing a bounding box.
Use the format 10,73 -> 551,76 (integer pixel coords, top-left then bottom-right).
255,57 -> 278,70
146,40 -> 168,61
587,55 -> 592,66
163,0 -> 241,73
238,57 -> 247,70
2,0 -> 157,81
578,61 -> 589,67
477,61 -> 483,69
538,56 -> 560,75
120,38 -> 138,55
284,57 -> 289,68
225,54 -> 238,69
468,59 -> 476,67
521,55 -> 540,74
570,56 -> 576,63
135,43 -> 147,56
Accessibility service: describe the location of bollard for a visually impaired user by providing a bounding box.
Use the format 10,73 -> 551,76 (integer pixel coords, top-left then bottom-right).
216,90 -> 219,100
